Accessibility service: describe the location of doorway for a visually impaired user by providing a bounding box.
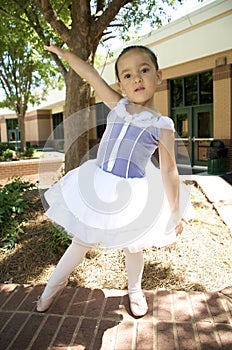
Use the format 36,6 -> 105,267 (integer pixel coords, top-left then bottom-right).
172,105 -> 213,168
6,119 -> 20,149
170,70 -> 213,171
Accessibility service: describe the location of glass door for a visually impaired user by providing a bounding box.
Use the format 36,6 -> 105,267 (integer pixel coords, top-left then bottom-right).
192,105 -> 213,166
172,105 -> 213,169
6,119 -> 20,149
172,107 -> 193,169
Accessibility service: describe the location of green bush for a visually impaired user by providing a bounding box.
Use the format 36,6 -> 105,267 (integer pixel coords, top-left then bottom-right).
0,143 -> 15,156
0,177 -> 36,251
48,224 -> 71,253
2,149 -> 15,161
23,147 -> 34,158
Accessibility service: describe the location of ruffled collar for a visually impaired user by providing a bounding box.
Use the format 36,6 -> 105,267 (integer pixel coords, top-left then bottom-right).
114,98 -> 161,127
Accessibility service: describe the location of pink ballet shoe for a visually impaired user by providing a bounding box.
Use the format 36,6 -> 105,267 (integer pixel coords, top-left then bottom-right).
36,280 -> 68,312
129,291 -> 148,317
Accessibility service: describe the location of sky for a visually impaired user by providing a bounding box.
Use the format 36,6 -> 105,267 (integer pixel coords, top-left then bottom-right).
97,0 -> 211,53
162,0 -> 211,21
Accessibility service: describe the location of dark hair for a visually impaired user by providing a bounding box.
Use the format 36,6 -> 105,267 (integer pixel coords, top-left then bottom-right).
115,45 -> 159,81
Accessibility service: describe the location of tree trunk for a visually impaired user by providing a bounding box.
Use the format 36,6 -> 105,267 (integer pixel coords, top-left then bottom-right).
64,69 -> 91,172
63,14 -> 95,173
17,114 -> 26,152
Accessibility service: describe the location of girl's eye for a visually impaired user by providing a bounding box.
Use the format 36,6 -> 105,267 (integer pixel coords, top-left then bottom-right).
141,67 -> 149,73
124,73 -> 131,79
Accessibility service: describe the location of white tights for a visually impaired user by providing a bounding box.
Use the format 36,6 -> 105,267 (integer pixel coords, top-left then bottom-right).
41,240 -> 144,299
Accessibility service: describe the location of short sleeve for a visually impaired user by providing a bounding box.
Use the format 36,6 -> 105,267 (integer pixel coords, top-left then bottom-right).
154,116 -> 175,131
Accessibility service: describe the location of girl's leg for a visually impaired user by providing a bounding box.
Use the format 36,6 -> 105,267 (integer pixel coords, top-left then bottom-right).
124,248 -> 144,293
41,240 -> 89,299
124,248 -> 148,317
36,240 -> 89,311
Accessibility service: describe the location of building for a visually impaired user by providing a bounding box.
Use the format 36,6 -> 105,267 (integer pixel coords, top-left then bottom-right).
0,0 -> 231,172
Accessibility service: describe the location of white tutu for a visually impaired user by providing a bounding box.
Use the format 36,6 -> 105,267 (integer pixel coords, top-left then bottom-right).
45,159 -> 193,252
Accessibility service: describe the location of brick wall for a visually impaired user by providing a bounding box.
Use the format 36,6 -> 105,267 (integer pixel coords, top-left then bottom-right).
0,158 -> 64,186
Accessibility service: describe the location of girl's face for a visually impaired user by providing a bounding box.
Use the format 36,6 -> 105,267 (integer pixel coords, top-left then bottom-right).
117,48 -> 162,108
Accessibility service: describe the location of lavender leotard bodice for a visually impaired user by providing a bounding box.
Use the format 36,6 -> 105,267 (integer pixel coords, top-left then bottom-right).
96,98 -> 174,178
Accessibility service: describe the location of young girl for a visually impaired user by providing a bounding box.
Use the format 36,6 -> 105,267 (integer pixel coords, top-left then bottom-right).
36,43 -> 190,317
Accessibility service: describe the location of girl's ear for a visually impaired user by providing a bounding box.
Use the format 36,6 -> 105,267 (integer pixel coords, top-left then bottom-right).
156,70 -> 162,85
118,81 -> 126,95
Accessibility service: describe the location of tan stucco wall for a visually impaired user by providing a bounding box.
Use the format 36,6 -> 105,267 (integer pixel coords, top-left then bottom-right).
0,118 -> 7,142
161,50 -> 232,80
25,110 -> 52,145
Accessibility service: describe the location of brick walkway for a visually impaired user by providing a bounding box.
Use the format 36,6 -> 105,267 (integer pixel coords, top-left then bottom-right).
0,284 -> 232,349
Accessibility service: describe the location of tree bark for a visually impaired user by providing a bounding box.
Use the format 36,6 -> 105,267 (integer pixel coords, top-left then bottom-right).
64,69 -> 91,172
17,114 -> 26,152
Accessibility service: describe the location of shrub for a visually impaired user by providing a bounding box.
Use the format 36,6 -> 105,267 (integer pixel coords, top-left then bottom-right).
23,147 -> 34,158
0,177 -> 36,251
0,143 -> 15,156
2,149 -> 15,161
48,224 -> 71,253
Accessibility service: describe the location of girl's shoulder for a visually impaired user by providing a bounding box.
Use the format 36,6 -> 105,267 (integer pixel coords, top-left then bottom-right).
155,116 -> 175,131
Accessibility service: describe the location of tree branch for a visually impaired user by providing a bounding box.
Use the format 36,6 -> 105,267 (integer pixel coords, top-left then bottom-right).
96,0 -> 105,14
92,0 -> 132,40
107,23 -> 124,27
34,0 -> 71,45
24,4 -> 68,77
102,35 -> 116,42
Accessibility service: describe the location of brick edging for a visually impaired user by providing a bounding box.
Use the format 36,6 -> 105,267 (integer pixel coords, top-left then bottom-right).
0,158 -> 64,185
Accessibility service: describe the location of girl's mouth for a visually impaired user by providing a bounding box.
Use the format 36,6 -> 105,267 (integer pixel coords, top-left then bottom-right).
135,86 -> 145,92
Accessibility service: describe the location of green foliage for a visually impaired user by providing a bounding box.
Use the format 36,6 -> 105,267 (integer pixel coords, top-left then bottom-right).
23,147 -> 34,158
0,177 -> 36,251
2,149 -> 15,161
0,26 -> 61,110
48,224 -> 71,253
0,145 -> 42,161
0,3 -> 63,152
0,143 -> 15,155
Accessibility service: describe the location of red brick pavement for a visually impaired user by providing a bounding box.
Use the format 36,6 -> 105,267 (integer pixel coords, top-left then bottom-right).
0,283 -> 232,350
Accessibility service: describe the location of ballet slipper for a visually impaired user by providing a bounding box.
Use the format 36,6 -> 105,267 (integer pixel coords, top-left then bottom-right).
129,291 -> 148,317
36,280 -> 68,312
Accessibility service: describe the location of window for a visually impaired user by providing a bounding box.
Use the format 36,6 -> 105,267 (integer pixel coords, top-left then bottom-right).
52,112 -> 64,139
198,111 -> 210,138
185,75 -> 198,106
170,71 -> 213,107
171,78 -> 183,107
200,71 -> 213,104
6,119 -> 18,131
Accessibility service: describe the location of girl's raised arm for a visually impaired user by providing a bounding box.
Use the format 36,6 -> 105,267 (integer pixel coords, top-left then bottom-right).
45,43 -> 122,107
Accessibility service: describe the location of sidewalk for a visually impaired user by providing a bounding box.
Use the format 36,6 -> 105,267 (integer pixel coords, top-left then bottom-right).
0,283 -> 232,350
192,173 -> 232,232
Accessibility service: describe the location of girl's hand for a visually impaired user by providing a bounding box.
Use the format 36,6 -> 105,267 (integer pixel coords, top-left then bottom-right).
44,42 -> 64,57
175,218 -> 187,236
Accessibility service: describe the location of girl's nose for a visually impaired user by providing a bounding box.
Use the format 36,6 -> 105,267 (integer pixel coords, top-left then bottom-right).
134,73 -> 142,82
